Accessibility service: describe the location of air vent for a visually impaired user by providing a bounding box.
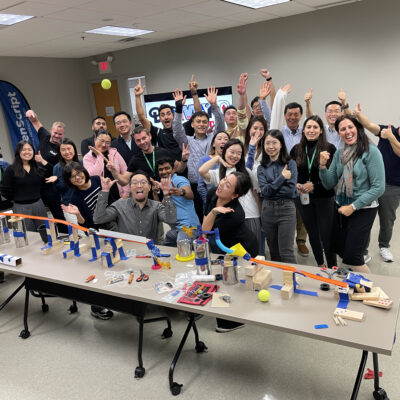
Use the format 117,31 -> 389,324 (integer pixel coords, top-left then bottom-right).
118,37 -> 140,43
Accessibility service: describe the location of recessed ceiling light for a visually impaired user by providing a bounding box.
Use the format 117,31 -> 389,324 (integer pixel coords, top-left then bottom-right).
0,13 -> 34,25
222,0 -> 291,9
85,26 -> 153,37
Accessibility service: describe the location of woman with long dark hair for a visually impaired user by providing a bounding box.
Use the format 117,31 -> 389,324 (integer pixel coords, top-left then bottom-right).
199,138 -> 261,252
319,115 -> 385,273
0,141 -> 50,231
244,115 -> 268,171
291,116 -> 337,268
257,130 -> 298,263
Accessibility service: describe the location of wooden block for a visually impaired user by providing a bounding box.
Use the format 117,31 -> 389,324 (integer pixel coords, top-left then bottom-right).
63,250 -> 74,259
333,316 -> 340,326
254,255 -> 265,261
72,227 -> 79,243
245,276 -> 254,291
253,269 -> 272,291
351,287 -> 380,301
281,284 -> 293,300
41,240 -> 63,254
115,238 -> 123,248
282,271 -> 293,285
334,286 -> 354,299
338,316 -> 347,326
363,299 -> 393,309
78,243 -> 88,254
334,308 -> 364,322
245,264 -> 262,277
377,287 -> 389,300
360,279 -> 373,290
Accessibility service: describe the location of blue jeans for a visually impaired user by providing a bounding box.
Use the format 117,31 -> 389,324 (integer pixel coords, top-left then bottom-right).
261,199 -> 297,264
162,228 -> 198,247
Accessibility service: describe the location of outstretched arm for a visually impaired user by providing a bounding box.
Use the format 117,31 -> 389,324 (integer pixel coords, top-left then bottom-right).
304,88 -> 313,118
25,109 -> 43,132
189,74 -> 202,113
270,84 -> 291,130
353,103 -> 380,135
134,78 -> 151,131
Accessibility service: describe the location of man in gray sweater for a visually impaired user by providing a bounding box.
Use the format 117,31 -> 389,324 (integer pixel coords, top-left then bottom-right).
93,170 -> 176,243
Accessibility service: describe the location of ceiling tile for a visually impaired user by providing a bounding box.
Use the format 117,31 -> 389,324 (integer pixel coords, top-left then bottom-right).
0,1 -> 68,16
181,0 -> 246,17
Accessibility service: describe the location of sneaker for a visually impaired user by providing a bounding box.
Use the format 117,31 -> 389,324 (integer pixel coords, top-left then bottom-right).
91,306 -> 114,320
364,254 -> 372,264
379,248 -> 394,263
297,243 -> 309,257
215,320 -> 245,333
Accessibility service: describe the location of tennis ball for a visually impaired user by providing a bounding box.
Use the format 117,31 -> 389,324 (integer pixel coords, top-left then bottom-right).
258,289 -> 270,302
101,79 -> 111,90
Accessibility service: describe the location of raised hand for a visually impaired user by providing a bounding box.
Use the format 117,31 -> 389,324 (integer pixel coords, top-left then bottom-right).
304,88 -> 313,103
45,176 -> 58,184
88,145 -> 109,162
281,164 -> 291,179
25,109 -> 38,121
217,155 -> 233,169
212,206 -> 234,215
150,177 -> 161,193
249,130 -> 264,146
259,81 -> 271,100
134,78 -> 145,97
259,69 -> 271,80
160,175 -> 172,196
100,176 -> 117,192
319,151 -> 330,167
188,74 -> 198,94
169,182 -> 183,197
352,103 -> 362,118
236,73 -> 248,95
280,83 -> 292,94
381,124 -> 394,140
204,86 -> 218,106
34,150 -> 46,165
172,88 -> 186,105
181,143 -> 190,162
61,203 -> 80,215
338,88 -> 347,104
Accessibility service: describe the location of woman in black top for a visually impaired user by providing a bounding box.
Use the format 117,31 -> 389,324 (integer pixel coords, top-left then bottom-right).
1,141 -> 50,231
290,115 -> 337,268
203,171 -> 258,258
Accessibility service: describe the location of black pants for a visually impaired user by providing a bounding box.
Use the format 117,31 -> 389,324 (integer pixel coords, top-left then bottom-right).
295,196 -> 337,268
41,184 -> 68,234
190,182 -> 204,223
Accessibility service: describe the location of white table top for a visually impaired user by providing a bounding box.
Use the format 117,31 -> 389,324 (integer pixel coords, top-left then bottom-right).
1,233 -> 399,355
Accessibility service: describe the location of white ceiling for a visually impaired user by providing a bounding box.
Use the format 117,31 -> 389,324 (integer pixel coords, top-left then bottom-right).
0,0 -> 361,58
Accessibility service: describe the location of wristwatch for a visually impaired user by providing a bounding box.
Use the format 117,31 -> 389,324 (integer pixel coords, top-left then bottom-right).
181,188 -> 186,197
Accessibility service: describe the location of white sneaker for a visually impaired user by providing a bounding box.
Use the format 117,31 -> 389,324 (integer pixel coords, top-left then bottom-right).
379,247 -> 394,262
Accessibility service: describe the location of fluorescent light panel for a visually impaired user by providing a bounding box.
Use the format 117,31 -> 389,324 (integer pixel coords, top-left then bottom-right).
0,13 -> 34,25
85,26 -> 153,37
223,0 -> 291,9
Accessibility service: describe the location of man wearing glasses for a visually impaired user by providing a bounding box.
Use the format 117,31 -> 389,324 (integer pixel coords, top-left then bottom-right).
93,171 -> 176,242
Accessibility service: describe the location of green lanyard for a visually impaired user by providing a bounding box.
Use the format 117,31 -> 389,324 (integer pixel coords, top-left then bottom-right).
143,151 -> 155,173
306,146 -> 317,178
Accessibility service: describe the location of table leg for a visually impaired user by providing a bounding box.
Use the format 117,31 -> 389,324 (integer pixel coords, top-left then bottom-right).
19,287 -> 31,339
0,281 -> 25,311
372,353 -> 389,400
135,315 -> 145,378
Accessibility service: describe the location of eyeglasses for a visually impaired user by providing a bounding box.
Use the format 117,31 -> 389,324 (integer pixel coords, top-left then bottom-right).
115,119 -> 129,126
265,141 -> 280,147
326,109 -> 342,115
252,105 -> 261,111
96,138 -> 111,146
70,172 -> 84,180
131,180 -> 148,187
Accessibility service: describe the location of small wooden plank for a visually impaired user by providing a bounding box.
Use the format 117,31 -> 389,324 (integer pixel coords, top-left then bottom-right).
334,308 -> 364,322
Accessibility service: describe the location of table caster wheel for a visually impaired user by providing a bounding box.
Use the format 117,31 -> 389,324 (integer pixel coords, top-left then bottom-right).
373,387 -> 389,400
162,327 -> 173,339
170,382 -> 182,396
134,366 -> 145,378
195,341 -> 208,353
19,330 -> 30,339
42,304 -> 49,312
68,304 -> 78,314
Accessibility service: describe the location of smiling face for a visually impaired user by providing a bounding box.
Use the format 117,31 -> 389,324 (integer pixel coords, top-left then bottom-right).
303,119 -> 322,141
60,144 -> 75,162
130,174 -> 150,203
338,118 -> 358,146
264,135 -> 282,161
158,162 -> 173,179
50,125 -> 64,144
69,169 -> 86,189
92,118 -> 107,134
95,133 -> 111,153
216,174 -> 238,202
191,115 -> 209,137
251,101 -> 263,116
224,144 -> 242,166
19,143 -> 34,162
284,107 -> 302,130
213,132 -> 229,156
159,107 -> 173,129
325,104 -> 343,128
133,130 -> 153,153
114,114 -> 132,137
250,120 -> 265,138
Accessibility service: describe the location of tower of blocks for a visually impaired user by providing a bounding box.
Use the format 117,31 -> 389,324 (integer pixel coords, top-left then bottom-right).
63,225 -> 88,259
41,220 -> 63,254
88,232 -> 101,262
101,238 -> 128,268
244,256 -> 272,291
281,270 -> 298,300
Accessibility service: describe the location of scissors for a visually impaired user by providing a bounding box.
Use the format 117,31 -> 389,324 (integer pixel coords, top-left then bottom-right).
136,270 -> 149,282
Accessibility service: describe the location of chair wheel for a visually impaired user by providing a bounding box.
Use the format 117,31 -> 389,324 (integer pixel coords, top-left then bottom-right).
134,366 -> 145,378
373,387 -> 389,400
195,341 -> 208,353
68,305 -> 78,314
19,330 -> 30,339
42,304 -> 49,312
170,382 -> 182,396
162,327 -> 173,338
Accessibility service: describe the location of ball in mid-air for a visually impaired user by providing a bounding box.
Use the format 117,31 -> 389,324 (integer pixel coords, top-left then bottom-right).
101,79 -> 111,90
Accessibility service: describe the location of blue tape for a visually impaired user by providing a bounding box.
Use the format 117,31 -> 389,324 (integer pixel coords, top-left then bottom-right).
270,285 -> 282,290
294,289 -> 318,296
314,324 -> 329,329
13,231 -> 25,237
195,257 -> 209,266
337,292 -> 349,309
240,279 -> 246,284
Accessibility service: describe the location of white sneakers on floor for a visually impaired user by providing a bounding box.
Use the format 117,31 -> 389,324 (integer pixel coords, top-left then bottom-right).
380,247 -> 394,262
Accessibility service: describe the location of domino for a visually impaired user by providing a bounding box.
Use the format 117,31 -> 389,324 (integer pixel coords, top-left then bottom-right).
334,308 -> 364,322
363,299 -> 393,310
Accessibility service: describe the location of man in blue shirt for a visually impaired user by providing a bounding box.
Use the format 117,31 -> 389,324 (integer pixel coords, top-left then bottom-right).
156,158 -> 199,246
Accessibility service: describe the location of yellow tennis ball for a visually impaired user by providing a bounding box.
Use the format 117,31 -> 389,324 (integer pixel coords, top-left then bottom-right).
258,289 -> 270,302
101,79 -> 111,90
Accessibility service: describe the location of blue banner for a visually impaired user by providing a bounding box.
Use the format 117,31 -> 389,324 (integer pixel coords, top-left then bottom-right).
0,80 -> 38,150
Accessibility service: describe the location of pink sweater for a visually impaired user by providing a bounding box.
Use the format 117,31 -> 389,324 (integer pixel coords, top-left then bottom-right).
83,147 -> 130,198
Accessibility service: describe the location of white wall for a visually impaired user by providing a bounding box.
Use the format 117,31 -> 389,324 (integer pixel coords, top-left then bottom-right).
83,0 -> 400,132
0,57 -> 91,161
